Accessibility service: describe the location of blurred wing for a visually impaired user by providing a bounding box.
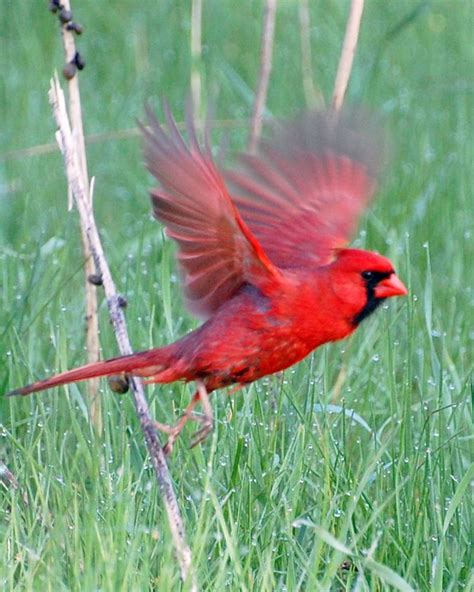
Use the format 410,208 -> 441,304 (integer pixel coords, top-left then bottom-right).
226,110 -> 383,268
141,104 -> 280,319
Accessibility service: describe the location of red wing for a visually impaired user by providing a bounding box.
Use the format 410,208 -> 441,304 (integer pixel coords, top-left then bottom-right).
141,104 -> 280,319
226,110 -> 383,268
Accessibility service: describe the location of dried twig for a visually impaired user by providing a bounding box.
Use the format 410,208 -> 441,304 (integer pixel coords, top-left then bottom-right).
331,0 -> 365,111
54,0 -> 101,431
0,460 -> 29,506
298,0 -> 324,108
248,0 -> 277,152
0,460 -> 19,492
49,74 -> 196,589
191,0 -> 203,124
0,119 -> 254,163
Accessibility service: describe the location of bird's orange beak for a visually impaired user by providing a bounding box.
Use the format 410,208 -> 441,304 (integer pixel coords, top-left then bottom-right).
375,274 -> 408,299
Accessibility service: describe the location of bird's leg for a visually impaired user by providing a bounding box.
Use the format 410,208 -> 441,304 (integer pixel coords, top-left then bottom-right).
189,381 -> 214,449
152,381 -> 213,454
153,391 -> 200,455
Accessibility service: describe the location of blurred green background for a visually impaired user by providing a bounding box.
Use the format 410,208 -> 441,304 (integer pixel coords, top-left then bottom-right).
1,1 -> 472,590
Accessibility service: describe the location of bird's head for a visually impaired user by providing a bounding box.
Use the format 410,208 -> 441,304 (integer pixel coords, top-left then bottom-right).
329,248 -> 408,325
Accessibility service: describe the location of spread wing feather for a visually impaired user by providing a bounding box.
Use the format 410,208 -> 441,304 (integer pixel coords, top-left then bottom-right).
226,110 -> 382,268
141,104 -> 280,319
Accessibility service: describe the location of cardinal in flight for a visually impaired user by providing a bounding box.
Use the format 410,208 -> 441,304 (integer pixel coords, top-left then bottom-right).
8,105 -> 407,453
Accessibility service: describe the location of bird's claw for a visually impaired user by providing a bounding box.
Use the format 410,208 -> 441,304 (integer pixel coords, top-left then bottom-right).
151,381 -> 214,454
152,412 -> 209,455
189,417 -> 213,449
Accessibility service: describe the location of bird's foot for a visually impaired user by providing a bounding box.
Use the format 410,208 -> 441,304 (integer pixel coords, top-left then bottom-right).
153,412 -> 200,455
189,381 -> 214,449
189,414 -> 213,449
152,380 -> 214,455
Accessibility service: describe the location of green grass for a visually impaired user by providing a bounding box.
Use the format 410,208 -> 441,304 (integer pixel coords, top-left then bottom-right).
1,1 -> 472,590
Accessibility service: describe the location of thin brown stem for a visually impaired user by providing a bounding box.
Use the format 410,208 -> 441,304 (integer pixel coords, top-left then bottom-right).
0,119 -> 258,162
191,0 -> 203,126
248,0 -> 277,152
331,0 -> 365,111
0,460 -> 19,492
57,0 -> 101,431
298,0 -> 324,108
49,75 -> 196,590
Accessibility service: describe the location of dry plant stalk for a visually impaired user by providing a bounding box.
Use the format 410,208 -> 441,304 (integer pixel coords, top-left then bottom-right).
191,0 -> 203,121
332,0 -> 365,111
331,0 -> 365,402
57,0 -> 101,432
248,0 -> 277,152
0,461 -> 19,492
0,118 -> 252,162
298,0 -> 324,108
49,75 -> 196,590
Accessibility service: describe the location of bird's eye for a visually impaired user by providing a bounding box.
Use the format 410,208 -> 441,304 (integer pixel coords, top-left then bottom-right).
361,271 -> 374,280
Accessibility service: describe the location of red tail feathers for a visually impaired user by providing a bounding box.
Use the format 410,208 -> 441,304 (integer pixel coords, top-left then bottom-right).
7,347 -> 177,397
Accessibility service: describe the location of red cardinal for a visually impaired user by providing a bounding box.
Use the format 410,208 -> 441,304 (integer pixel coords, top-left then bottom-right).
8,106 -> 407,452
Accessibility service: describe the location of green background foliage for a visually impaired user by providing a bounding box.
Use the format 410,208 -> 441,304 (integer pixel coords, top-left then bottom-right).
1,1 -> 472,590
